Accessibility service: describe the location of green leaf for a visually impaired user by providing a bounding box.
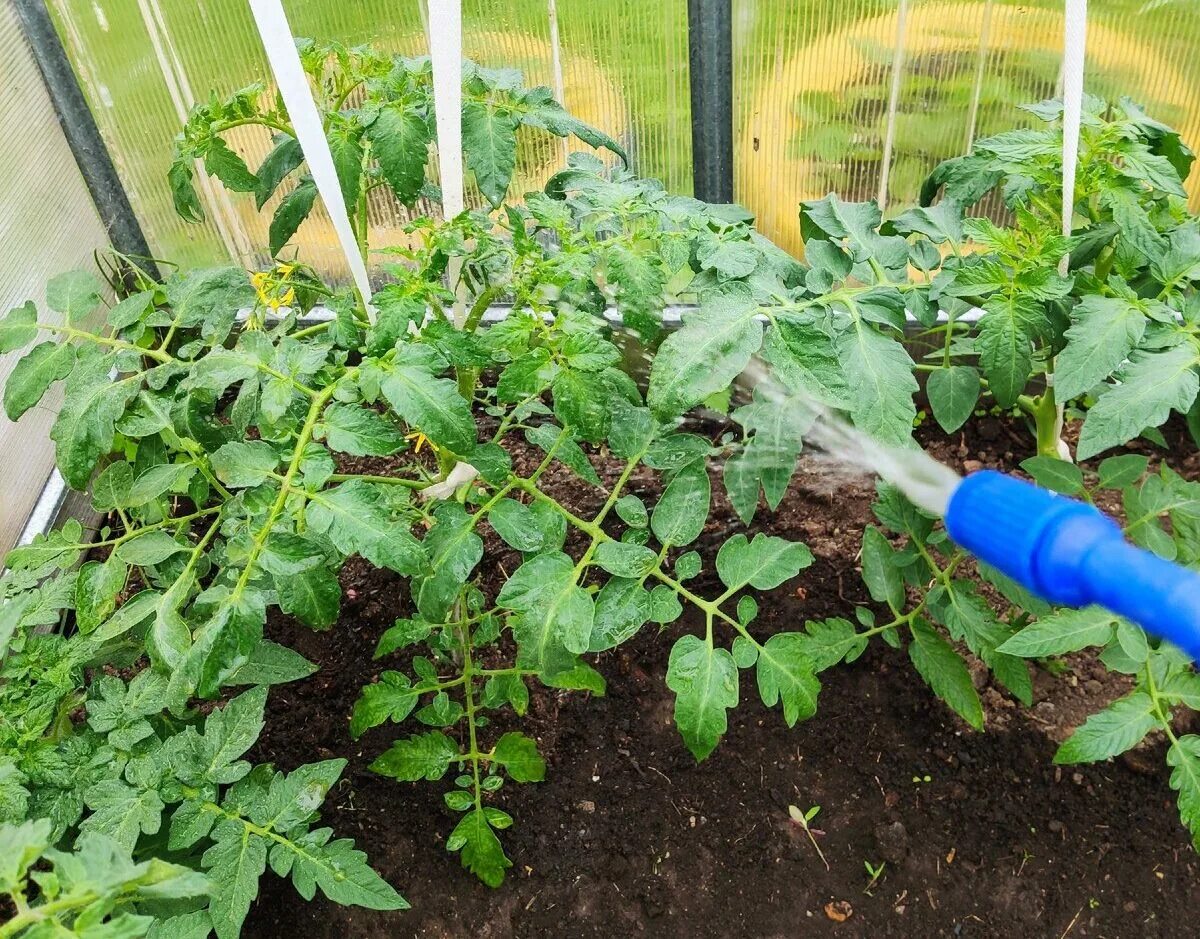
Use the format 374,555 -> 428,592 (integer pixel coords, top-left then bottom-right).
926,366 -> 980,434
836,318 -> 917,445
127,462 -> 196,507
367,104 -> 431,204
800,195 -> 908,271
328,119 -> 364,207
860,525 -> 904,610
593,540 -> 658,579
524,424 -> 601,487
107,289 -> 156,330
80,779 -> 164,851
1054,692 -> 1158,764
890,199 -> 964,243
651,463 -> 710,548
1020,456 -> 1084,495
615,494 -> 648,529
371,732 -> 460,781
1167,735 -> 1200,850
212,439 -> 282,485
447,808 -> 511,887
46,270 -> 103,323
908,618 -> 983,730
666,634 -> 738,761
997,606 -> 1117,657
255,135 -> 304,208
760,315 -> 850,409
381,361 -> 476,454
170,159 -> 204,221
350,672 -> 418,738
1097,454 -> 1150,490
497,552 -> 593,655
204,821 -> 268,939
4,340 -> 75,421
0,301 -> 37,352
307,479 -> 425,574
975,294 -> 1038,408
284,835 -> 408,910
92,589 -> 160,643
270,178 -> 318,256
1055,296 -> 1148,401
589,577 -> 652,651
317,403 -> 407,456
115,530 -> 188,566
75,558 -> 127,633
204,137 -> 258,192
755,633 -> 820,727
716,532 -> 813,592
724,390 -> 809,523
647,285 -> 763,418
463,100 -> 518,207
794,617 -> 869,672
413,502 -> 482,620
224,641 -> 316,687
1077,345 -> 1200,460
51,354 -> 140,488
490,732 -> 545,782
277,566 -> 341,630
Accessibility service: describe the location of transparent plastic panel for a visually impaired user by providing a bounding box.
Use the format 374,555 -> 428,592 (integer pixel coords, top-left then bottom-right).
47,0 -> 690,279
735,0 -> 1200,256
0,3 -> 111,553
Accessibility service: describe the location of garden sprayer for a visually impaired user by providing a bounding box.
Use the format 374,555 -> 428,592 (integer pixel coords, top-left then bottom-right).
944,470 -> 1200,664
745,362 -> 1200,665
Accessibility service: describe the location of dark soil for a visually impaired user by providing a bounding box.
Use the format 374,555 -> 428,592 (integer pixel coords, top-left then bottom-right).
243,416 -> 1200,938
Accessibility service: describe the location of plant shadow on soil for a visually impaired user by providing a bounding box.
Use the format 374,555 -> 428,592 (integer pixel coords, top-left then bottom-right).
243,417 -> 1200,938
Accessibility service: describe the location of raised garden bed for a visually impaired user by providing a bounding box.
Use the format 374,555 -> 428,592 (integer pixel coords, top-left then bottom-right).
243,418 -> 1200,938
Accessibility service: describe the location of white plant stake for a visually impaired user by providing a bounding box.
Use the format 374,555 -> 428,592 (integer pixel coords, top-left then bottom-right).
429,0 -> 467,328
248,0 -> 375,320
1053,0 -> 1088,460
1060,0 -> 1088,275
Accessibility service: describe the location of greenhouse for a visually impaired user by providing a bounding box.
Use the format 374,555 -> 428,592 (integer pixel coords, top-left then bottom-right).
5,0 -> 1200,935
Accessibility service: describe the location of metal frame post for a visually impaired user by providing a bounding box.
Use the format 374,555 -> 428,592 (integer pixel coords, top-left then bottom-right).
686,0 -> 734,203
13,0 -> 159,279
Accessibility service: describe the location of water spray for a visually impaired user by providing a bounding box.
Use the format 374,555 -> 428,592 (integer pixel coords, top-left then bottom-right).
742,363 -> 1200,663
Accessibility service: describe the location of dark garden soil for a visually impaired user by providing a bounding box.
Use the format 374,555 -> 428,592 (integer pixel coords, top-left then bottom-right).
243,416 -> 1200,939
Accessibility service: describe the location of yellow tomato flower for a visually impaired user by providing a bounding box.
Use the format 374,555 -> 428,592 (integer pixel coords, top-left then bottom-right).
405,431 -> 433,453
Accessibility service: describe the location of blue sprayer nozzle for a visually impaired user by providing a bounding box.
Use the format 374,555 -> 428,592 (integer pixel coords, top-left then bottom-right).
944,470 -> 1200,663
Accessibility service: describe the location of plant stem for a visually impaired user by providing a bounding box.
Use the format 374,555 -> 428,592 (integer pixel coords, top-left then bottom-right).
1034,384 -> 1063,459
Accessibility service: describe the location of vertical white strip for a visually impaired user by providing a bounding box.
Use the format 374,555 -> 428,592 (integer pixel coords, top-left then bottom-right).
547,0 -> 569,164
877,0 -> 908,212
429,0 -> 466,326
965,0 -> 994,153
430,0 -> 465,221
1060,0 -> 1088,276
248,0 -> 374,317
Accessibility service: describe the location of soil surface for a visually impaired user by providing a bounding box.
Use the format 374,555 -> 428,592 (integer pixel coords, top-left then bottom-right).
243,415 -> 1200,938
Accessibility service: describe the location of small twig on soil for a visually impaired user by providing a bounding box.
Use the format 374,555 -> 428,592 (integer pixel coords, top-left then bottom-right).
1057,906 -> 1084,939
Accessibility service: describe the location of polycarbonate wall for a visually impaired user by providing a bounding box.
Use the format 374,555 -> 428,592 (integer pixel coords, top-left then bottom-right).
47,0 -> 691,276
734,0 -> 1200,254
46,0 -> 1200,275
0,2 -> 111,555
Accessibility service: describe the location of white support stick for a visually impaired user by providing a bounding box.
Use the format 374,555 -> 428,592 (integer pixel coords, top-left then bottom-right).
248,0 -> 375,318
429,0 -> 466,222
1060,0 -> 1088,276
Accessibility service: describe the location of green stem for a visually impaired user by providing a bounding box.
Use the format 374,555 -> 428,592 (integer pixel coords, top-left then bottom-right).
1034,384 -> 1062,459
40,323 -> 172,363
458,618 -> 485,812
326,472 -> 431,488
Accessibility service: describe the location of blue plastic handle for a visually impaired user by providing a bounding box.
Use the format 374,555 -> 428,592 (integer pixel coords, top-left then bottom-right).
944,470 -> 1200,663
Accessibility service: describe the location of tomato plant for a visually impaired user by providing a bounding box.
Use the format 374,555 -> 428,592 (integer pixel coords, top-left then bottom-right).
3,37 -> 1200,937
